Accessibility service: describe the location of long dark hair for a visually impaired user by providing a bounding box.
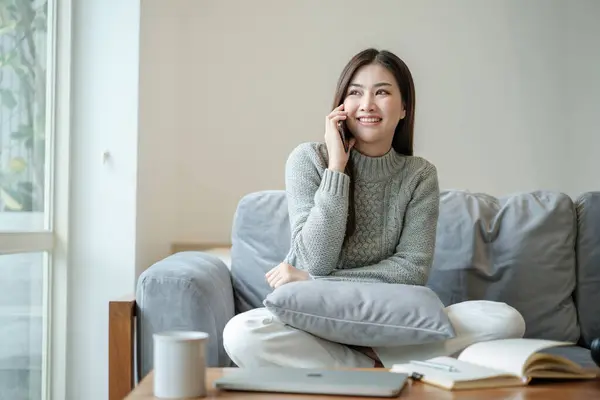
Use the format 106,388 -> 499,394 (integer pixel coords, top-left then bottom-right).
332,48 -> 416,241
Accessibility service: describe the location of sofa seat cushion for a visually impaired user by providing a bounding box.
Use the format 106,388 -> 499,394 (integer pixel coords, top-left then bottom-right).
263,280 -> 456,347
426,190 -> 580,343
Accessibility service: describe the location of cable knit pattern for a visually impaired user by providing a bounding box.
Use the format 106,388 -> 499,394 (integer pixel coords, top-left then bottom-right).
283,142 -> 440,285
344,181 -> 386,267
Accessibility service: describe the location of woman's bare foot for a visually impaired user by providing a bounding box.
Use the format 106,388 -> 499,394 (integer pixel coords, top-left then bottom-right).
351,346 -> 383,367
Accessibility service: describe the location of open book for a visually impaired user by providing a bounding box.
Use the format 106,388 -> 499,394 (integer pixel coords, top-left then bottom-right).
391,338 -> 598,390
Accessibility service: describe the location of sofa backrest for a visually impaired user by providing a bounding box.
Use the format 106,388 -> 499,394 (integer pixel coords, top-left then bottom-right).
229,189 -> 600,347
426,191 -> 580,343
574,192 -> 600,348
230,190 -> 291,313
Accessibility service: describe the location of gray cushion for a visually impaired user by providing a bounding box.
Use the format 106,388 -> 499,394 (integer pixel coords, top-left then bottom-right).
575,192 -> 600,348
230,190 -> 291,313
263,280 -> 456,347
426,190 -> 580,342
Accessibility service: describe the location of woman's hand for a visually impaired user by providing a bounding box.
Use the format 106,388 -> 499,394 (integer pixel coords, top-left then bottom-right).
325,104 -> 356,173
266,262 -> 310,289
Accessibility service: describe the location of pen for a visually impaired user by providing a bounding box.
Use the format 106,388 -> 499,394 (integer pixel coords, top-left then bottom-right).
409,360 -> 460,372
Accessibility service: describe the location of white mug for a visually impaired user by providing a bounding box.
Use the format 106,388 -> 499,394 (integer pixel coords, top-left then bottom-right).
153,331 -> 209,399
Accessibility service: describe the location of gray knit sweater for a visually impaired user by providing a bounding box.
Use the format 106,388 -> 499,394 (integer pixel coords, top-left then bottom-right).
282,142 -> 440,285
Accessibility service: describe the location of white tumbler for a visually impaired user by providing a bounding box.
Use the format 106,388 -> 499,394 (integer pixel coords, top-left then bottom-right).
153,331 -> 209,399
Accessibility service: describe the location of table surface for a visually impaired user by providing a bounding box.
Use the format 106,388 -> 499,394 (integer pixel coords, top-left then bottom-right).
125,367 -> 600,399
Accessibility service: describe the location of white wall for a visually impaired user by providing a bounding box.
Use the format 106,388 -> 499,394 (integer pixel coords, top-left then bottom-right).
69,0 -> 140,399
138,0 -> 594,249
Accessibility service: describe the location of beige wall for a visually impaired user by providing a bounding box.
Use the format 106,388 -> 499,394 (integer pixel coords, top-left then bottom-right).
66,2 -> 598,398
564,1 -> 600,197
136,0 -> 599,271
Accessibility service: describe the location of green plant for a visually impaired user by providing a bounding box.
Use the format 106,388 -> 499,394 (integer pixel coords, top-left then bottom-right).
0,0 -> 48,212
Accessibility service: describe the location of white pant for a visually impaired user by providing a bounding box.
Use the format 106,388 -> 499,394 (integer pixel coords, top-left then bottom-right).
223,300 -> 526,369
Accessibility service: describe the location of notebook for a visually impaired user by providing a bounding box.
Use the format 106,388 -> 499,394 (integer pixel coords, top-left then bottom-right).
391,338 -> 598,390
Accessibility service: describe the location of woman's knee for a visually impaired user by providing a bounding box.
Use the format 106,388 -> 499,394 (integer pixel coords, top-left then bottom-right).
223,308 -> 275,365
489,302 -> 526,339
447,300 -> 526,341
223,307 -> 374,368
222,313 -> 247,359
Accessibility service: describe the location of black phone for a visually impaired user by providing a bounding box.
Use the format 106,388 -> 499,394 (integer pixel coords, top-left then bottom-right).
337,120 -> 352,153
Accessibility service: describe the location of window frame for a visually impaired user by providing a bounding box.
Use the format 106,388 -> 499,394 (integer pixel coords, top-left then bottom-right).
0,1 -> 72,399
47,0 -> 72,399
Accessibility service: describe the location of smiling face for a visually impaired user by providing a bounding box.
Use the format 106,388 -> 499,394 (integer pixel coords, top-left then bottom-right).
343,63 -> 406,153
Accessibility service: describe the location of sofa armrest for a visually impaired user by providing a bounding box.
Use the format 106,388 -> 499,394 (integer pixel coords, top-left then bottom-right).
136,251 -> 235,379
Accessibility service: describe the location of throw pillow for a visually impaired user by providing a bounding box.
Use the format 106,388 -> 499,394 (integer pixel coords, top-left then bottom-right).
263,280 -> 456,347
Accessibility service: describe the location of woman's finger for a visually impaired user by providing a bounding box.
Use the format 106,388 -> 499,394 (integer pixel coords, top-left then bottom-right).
327,110 -> 347,120
329,114 -> 347,123
269,275 -> 280,288
330,111 -> 347,119
266,269 -> 279,284
265,266 -> 277,278
272,275 -> 287,289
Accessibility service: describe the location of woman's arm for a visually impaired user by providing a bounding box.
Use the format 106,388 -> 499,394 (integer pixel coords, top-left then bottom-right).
282,143 -> 350,276
314,164 -> 440,285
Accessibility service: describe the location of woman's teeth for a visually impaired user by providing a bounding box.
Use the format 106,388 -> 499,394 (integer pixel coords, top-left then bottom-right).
359,118 -> 382,123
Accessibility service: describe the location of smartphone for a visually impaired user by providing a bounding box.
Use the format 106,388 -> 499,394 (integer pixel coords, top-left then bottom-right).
337,120 -> 351,153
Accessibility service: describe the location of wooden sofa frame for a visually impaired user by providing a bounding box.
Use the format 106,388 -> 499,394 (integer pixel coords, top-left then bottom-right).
108,293 -> 136,400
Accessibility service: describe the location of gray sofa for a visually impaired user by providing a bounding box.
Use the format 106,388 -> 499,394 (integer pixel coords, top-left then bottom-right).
135,189 -> 600,379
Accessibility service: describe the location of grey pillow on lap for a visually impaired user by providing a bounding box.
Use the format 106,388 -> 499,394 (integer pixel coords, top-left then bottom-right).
263,280 -> 456,347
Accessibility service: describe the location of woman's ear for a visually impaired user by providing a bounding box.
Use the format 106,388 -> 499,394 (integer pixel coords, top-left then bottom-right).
399,102 -> 407,120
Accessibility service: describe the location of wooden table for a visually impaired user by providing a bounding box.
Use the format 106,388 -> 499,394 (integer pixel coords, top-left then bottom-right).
126,368 -> 600,399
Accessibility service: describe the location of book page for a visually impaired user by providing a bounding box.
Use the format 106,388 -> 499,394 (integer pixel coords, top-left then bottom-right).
391,356 -> 521,389
457,338 -> 572,377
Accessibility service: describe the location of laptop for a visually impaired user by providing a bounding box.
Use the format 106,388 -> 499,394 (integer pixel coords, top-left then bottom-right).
213,367 -> 409,397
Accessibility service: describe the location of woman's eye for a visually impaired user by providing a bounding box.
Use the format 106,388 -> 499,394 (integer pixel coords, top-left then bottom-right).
347,90 -> 360,96
376,90 -> 389,95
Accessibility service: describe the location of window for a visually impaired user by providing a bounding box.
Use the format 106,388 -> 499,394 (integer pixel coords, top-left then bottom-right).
0,252 -> 45,400
0,1 -> 64,399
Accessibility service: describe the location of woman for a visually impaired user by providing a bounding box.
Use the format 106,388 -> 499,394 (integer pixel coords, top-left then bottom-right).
223,48 -> 525,368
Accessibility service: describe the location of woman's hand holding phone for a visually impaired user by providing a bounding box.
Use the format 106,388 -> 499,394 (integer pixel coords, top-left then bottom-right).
325,104 -> 356,173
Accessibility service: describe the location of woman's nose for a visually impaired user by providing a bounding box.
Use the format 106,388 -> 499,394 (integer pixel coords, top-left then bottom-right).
360,93 -> 375,111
